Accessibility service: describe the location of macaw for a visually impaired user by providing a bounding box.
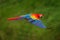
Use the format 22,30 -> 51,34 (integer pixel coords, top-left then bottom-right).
8,13 -> 46,28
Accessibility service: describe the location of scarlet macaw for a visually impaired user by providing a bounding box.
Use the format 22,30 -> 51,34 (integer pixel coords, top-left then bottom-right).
8,13 -> 46,28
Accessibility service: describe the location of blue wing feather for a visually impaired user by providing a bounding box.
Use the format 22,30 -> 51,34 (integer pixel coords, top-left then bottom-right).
19,14 -> 30,20
31,20 -> 46,28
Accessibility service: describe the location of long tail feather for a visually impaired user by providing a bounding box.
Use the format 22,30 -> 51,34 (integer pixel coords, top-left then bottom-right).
8,17 -> 20,21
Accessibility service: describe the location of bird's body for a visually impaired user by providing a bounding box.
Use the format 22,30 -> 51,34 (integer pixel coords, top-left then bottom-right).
8,13 -> 46,28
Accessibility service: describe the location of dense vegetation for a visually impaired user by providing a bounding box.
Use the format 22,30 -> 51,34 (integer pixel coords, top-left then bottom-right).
0,0 -> 60,40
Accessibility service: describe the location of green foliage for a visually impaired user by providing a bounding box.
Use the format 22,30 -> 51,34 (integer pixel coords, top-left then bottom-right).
0,0 -> 60,40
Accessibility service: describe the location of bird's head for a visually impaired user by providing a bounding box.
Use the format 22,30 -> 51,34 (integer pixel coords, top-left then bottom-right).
31,13 -> 43,20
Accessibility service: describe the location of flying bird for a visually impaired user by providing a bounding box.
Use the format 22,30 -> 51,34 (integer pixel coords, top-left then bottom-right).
8,13 -> 46,28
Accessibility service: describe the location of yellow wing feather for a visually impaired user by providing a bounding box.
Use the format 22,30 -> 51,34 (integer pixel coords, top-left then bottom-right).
30,15 -> 39,20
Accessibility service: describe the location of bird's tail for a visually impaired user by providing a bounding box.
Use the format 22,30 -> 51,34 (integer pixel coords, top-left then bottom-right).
8,16 -> 20,21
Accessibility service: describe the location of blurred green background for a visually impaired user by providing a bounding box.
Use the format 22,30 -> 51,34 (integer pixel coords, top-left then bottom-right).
0,0 -> 60,40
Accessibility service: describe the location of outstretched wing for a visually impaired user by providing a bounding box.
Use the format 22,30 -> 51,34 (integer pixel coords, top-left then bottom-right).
31,20 -> 46,28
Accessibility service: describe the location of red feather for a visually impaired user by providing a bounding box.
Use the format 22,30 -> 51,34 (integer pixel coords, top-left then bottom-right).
8,17 -> 20,21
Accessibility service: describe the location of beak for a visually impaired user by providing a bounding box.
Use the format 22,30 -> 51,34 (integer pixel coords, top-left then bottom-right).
40,16 -> 43,18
